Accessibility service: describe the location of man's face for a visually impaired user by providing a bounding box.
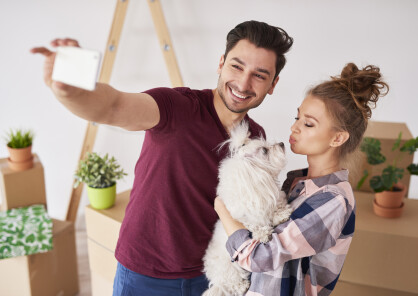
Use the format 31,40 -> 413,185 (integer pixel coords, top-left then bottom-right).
216,39 -> 278,114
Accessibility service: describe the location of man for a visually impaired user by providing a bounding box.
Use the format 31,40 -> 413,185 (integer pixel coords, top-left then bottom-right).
31,20 -> 293,295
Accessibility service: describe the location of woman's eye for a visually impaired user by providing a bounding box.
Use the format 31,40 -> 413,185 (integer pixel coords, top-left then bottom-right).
305,122 -> 314,127
294,117 -> 299,121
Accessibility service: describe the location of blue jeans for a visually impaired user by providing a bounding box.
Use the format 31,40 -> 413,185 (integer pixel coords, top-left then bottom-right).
113,262 -> 209,296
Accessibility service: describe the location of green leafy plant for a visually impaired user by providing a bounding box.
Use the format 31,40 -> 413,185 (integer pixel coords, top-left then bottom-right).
5,129 -> 34,149
357,132 -> 418,192
74,152 -> 127,189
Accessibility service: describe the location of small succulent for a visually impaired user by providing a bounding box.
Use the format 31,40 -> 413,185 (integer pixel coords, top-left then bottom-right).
74,152 -> 127,189
5,129 -> 34,149
357,132 -> 418,192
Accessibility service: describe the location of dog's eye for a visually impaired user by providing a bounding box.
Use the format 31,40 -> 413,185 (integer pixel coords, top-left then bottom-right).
242,143 -> 245,147
262,147 -> 268,154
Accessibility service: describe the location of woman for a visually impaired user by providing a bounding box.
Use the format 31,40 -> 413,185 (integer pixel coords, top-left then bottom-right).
214,63 -> 389,295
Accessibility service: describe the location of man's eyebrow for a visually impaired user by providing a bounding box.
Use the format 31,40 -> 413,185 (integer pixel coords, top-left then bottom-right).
231,57 -> 272,77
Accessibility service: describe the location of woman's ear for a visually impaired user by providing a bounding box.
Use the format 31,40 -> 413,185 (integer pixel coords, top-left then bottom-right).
331,131 -> 349,147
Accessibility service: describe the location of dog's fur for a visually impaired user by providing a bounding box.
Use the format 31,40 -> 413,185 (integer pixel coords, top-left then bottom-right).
202,121 -> 292,296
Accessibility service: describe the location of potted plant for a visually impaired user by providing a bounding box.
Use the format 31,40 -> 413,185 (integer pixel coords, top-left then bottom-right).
74,152 -> 127,210
357,132 -> 418,218
5,129 -> 34,171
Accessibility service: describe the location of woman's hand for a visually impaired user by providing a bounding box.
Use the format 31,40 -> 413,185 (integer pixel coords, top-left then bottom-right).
214,197 -> 247,236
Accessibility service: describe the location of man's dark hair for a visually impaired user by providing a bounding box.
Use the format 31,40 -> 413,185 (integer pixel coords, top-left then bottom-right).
224,20 -> 293,79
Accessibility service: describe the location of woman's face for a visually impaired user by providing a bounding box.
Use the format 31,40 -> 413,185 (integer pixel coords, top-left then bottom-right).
289,95 -> 337,156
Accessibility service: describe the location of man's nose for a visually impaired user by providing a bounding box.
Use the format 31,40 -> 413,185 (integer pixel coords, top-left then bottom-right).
238,73 -> 251,91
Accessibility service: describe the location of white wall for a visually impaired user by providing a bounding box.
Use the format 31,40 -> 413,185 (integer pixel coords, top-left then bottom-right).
1,0 -> 417,222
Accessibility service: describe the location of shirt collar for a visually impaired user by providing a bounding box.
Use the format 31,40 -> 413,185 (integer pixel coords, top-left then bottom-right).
287,169 -> 349,203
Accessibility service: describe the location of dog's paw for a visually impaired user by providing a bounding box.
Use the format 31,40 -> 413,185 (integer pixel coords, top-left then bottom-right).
234,278 -> 250,295
251,225 -> 273,243
273,205 -> 293,226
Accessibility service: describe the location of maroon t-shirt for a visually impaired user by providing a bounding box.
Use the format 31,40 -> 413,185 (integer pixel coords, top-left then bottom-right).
114,87 -> 266,279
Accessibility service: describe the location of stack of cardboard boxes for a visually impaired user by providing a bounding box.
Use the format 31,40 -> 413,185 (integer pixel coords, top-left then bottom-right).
334,121 -> 418,295
0,154 -> 79,296
85,190 -> 130,295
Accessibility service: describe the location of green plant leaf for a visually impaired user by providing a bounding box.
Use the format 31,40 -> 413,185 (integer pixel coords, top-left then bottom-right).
381,165 -> 404,191
400,137 -> 418,154
370,176 -> 385,193
391,132 -> 402,151
360,137 -> 386,165
5,129 -> 34,148
407,163 -> 418,175
73,152 -> 126,188
356,170 -> 369,189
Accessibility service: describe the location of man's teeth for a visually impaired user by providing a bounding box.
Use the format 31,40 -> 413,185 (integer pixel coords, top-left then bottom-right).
231,88 -> 247,99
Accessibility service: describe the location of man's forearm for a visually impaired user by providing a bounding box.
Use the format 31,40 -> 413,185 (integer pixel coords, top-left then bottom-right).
52,82 -> 119,124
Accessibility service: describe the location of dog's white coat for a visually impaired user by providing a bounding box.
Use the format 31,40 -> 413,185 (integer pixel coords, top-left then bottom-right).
203,121 -> 292,296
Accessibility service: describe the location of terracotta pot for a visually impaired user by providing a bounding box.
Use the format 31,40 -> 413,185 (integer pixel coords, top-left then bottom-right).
373,199 -> 404,218
7,145 -> 34,171
7,157 -> 34,171
374,183 -> 406,208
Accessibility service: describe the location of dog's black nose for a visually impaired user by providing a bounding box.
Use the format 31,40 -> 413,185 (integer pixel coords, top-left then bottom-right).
279,142 -> 284,149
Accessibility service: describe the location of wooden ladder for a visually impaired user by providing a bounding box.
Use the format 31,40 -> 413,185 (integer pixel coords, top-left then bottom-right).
65,0 -> 183,222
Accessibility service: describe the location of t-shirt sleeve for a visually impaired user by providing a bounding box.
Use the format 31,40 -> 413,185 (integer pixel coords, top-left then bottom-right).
143,87 -> 196,133
225,191 -> 355,273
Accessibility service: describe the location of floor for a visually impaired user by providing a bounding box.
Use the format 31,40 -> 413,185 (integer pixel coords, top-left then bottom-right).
76,225 -> 92,296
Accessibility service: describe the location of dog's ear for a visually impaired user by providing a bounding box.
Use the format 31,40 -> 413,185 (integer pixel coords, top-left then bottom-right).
229,121 -> 250,153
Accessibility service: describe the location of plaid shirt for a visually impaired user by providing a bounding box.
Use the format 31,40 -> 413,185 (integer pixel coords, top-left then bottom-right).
226,169 -> 356,296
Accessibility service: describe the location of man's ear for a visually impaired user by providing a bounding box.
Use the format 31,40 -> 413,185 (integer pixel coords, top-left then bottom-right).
331,131 -> 349,147
268,76 -> 280,95
217,54 -> 225,75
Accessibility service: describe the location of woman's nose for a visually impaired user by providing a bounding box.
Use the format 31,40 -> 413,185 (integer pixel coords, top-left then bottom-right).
290,121 -> 299,133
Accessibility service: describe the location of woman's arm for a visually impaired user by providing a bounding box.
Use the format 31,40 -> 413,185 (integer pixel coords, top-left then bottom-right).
224,191 -> 354,273
214,197 -> 247,235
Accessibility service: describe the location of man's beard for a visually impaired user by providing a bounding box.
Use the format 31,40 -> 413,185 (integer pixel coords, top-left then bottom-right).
216,78 -> 262,114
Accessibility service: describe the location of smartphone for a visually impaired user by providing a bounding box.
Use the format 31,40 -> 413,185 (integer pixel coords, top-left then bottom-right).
52,46 -> 101,91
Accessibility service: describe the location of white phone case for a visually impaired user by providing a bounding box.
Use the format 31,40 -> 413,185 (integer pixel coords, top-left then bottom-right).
52,46 -> 101,91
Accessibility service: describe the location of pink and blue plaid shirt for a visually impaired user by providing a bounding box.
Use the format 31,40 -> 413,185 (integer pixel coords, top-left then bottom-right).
226,169 -> 356,296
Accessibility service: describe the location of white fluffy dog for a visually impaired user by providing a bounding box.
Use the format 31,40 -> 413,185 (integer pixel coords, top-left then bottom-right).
202,121 -> 292,296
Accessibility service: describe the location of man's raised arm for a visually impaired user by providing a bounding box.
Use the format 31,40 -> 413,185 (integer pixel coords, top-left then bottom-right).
31,38 -> 160,131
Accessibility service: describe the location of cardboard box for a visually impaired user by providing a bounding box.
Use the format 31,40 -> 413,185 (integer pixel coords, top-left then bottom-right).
0,154 -> 47,211
349,121 -> 414,195
340,191 -> 418,294
85,190 -> 130,295
88,238 -> 117,283
0,219 -> 79,296
334,281 -> 418,296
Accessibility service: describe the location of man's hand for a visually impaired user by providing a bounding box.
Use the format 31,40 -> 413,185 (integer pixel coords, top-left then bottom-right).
30,38 -> 160,131
30,38 -> 84,98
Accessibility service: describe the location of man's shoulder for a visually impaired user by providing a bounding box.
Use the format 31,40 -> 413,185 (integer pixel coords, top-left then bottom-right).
145,87 -> 212,99
246,116 -> 266,139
